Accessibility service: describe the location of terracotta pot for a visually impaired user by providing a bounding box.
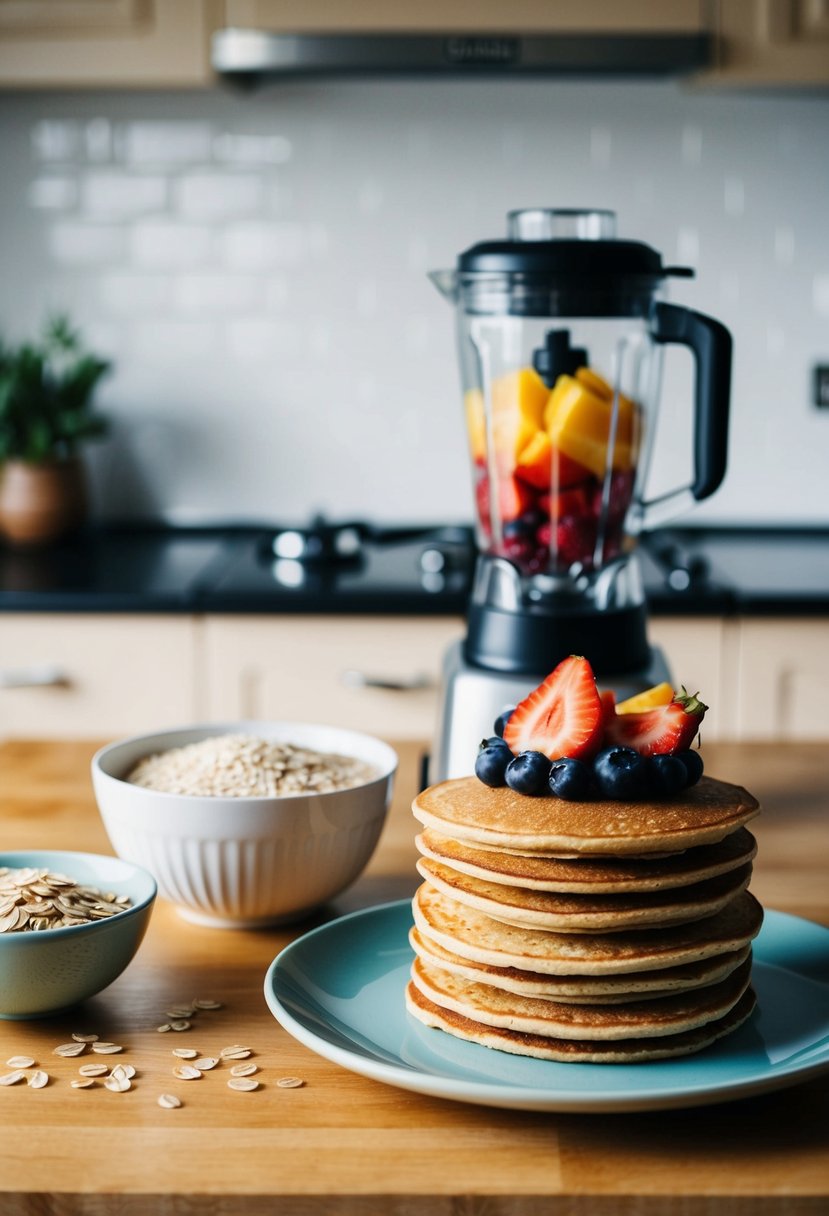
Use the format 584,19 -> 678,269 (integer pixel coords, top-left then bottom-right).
0,457 -> 88,547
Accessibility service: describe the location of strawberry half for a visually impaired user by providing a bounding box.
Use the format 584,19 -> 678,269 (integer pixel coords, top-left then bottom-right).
605,688 -> 707,756
503,655 -> 604,762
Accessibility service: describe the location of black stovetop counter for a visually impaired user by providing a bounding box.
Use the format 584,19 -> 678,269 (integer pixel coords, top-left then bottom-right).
0,522 -> 827,616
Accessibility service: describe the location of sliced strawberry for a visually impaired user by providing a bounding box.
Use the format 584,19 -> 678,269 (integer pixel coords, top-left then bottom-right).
503,655 -> 604,762
605,689 -> 707,756
599,689 -> 617,725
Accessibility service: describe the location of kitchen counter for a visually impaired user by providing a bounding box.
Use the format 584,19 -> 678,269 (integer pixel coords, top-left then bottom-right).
1,523 -> 828,615
0,738 -> 827,1215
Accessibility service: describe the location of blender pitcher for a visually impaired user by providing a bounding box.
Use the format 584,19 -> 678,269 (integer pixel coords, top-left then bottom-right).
430,208 -> 732,678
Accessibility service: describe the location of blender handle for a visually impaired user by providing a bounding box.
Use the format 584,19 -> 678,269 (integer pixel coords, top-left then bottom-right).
652,301 -> 732,502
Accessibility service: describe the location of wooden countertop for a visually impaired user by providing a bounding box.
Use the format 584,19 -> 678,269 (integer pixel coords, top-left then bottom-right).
0,738 -> 827,1216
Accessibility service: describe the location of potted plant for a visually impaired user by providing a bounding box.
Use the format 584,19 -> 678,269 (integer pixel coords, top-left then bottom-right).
0,315 -> 110,546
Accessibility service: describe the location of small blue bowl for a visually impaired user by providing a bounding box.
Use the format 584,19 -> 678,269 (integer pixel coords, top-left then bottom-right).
0,850 -> 156,1019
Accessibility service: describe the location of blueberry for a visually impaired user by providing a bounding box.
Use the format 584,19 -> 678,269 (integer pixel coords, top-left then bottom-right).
493,707 -> 515,738
675,749 -> 704,786
593,746 -> 649,800
505,750 -> 551,796
480,735 -> 511,753
475,744 -> 511,788
548,757 -> 592,801
648,754 -> 688,797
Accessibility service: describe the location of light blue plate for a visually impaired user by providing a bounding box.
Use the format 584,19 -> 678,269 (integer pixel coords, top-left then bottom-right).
264,900 -> 829,1112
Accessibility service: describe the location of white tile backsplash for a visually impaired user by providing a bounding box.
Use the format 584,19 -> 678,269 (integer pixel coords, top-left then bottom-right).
0,81 -> 827,527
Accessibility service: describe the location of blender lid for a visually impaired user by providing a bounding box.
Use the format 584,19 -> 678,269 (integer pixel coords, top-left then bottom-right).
457,208 -> 693,284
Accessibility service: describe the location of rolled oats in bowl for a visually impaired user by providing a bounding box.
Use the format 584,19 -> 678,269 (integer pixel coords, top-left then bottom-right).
125,734 -> 378,798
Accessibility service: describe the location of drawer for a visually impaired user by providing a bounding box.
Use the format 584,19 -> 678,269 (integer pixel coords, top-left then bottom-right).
0,614 -> 198,738
202,615 -> 465,740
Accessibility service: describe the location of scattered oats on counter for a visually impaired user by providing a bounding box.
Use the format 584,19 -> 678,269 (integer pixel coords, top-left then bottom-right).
125,734 -> 377,797
0,867 -> 131,933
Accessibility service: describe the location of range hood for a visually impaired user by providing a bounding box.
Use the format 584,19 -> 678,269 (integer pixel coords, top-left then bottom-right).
212,29 -> 711,82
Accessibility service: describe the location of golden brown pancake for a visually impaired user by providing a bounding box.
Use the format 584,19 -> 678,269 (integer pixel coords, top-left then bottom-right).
406,980 -> 757,1063
412,775 -> 759,855
416,856 -> 752,933
412,883 -> 764,975
409,955 -> 752,1040
409,925 -> 752,1002
416,827 -> 757,893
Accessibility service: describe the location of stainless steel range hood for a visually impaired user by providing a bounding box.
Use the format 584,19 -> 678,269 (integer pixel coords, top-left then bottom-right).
212,29 -> 711,82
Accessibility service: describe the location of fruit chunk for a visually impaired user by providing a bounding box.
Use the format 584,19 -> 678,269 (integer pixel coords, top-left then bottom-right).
475,740 -> 512,788
605,689 -> 707,756
545,373 -> 638,479
464,389 -> 487,463
593,746 -> 649,799
503,655 -> 604,762
505,751 -> 551,796
615,682 -> 675,715
491,367 -> 550,470
548,757 -> 591,800
515,431 -> 588,491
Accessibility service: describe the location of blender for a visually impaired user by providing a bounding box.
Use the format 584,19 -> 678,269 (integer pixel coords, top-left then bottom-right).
429,208 -> 732,781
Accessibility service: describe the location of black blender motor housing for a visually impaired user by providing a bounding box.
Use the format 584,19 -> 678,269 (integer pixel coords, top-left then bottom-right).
458,214 -> 733,678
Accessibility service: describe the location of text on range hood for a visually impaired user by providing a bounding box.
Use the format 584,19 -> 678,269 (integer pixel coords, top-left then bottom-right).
212,29 -> 711,81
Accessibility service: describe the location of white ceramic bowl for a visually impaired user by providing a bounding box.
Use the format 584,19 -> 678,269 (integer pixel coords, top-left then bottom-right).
92,722 -> 397,928
0,850 -> 156,1019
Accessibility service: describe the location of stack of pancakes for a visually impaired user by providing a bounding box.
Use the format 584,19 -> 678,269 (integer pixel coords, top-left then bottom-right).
406,775 -> 762,1063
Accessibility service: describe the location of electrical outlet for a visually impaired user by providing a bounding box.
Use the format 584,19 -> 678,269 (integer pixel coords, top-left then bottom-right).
814,365 -> 829,409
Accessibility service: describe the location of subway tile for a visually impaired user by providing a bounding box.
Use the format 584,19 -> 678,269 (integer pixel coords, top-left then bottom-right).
173,274 -> 260,314
212,132 -> 292,165
774,226 -> 795,266
32,120 -> 81,162
29,177 -> 77,210
724,177 -> 745,217
173,173 -> 263,220
813,275 -> 829,317
49,222 -> 126,265
99,273 -> 171,314
589,126 -> 612,168
82,173 -> 166,218
130,221 -> 212,269
264,277 -> 290,310
130,319 -> 218,362
85,119 -> 113,162
221,221 -> 305,270
225,317 -> 301,361
119,122 -> 213,166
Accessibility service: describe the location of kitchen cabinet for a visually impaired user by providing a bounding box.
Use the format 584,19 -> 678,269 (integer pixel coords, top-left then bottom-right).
732,619 -> 829,741
703,0 -> 829,86
1,611 -> 827,742
0,0 -> 221,88
222,0 -> 704,33
0,613 -> 198,737
201,615 -> 465,741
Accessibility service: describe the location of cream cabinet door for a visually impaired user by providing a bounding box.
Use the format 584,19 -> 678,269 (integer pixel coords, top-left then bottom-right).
224,0 -> 703,33
0,0 -> 220,88
0,614 -> 198,737
704,0 -> 829,85
648,617 -> 733,740
733,619 -> 829,741
202,615 -> 464,741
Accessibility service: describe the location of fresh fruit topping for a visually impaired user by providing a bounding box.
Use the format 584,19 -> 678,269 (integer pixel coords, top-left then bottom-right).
505,751 -> 551,796
592,746 -> 649,800
675,749 -> 704,786
480,735 -> 510,752
615,681 -> 674,715
503,655 -> 604,762
548,757 -> 592,801
605,689 -> 708,756
493,707 -> 515,738
599,689 -> 617,724
647,754 -> 688,797
474,742 -> 512,788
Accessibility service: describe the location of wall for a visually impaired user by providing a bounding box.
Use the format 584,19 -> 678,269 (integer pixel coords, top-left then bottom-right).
0,80 -> 827,527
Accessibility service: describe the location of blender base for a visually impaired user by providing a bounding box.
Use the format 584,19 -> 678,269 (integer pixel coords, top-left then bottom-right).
429,639 -> 671,784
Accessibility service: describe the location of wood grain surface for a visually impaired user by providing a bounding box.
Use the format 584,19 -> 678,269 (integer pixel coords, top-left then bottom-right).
0,738 -> 827,1216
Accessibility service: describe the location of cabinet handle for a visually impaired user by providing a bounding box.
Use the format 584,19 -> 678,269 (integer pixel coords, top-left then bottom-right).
0,665 -> 70,689
340,669 -> 432,692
